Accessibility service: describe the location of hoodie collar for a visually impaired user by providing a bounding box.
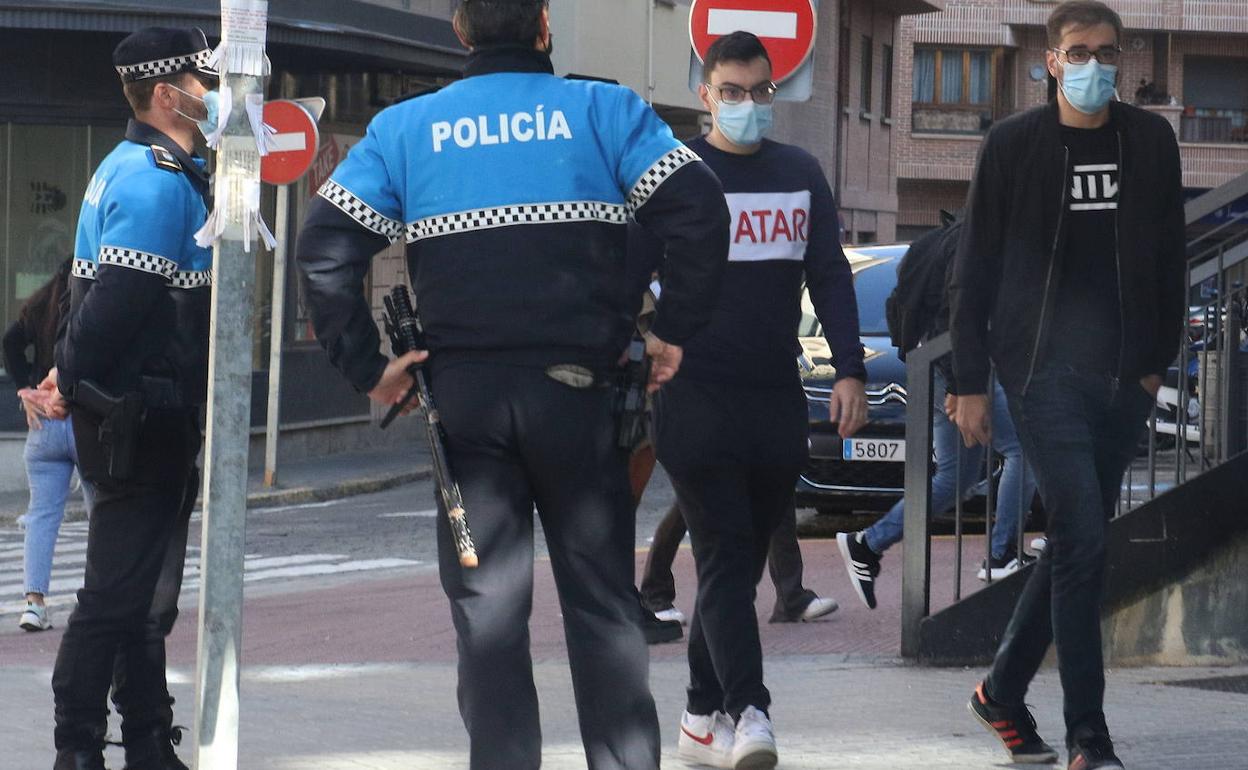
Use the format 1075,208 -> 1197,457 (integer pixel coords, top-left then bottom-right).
463,44 -> 554,78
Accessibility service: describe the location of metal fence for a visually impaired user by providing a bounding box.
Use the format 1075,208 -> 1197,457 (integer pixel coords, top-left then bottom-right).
899,173 -> 1248,658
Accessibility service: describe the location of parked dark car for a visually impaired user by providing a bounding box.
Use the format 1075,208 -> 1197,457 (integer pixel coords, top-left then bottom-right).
795,244 -> 910,514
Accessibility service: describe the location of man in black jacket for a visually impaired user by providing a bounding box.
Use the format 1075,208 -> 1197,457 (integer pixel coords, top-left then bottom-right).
951,3 -> 1185,769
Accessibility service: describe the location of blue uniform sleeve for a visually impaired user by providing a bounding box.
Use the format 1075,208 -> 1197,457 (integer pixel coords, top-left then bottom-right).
59,172 -> 188,395
608,88 -> 701,214
319,116 -> 406,242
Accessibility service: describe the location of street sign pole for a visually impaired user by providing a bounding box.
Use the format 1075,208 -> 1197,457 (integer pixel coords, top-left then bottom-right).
262,183 -> 288,488
194,2 -> 268,767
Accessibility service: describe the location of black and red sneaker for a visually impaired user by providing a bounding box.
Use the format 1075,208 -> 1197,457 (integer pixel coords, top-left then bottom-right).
968,681 -> 1060,764
1068,733 -> 1124,769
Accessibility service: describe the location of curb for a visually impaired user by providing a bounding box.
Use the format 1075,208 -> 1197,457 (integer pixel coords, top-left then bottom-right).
0,466 -> 433,528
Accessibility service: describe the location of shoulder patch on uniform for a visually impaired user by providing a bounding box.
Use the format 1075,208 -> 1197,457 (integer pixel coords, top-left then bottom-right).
149,145 -> 182,173
565,73 -> 619,85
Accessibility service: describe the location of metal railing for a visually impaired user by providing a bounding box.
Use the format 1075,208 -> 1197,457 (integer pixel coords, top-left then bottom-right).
900,172 -> 1248,658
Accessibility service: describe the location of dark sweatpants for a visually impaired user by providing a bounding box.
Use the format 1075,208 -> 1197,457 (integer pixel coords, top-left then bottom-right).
654,375 -> 808,719
430,357 -> 660,770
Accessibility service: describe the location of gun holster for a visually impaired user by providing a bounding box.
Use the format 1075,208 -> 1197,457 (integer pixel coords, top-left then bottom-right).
74,380 -> 145,482
612,338 -> 651,451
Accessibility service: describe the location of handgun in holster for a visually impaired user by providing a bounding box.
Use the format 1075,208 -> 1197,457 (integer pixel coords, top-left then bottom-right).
613,336 -> 651,451
75,380 -> 144,481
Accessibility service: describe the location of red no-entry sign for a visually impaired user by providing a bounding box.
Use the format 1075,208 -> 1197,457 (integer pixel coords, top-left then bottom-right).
260,100 -> 320,186
689,0 -> 818,84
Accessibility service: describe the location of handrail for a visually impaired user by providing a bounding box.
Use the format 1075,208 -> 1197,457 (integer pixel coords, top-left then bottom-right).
1186,171 -> 1248,225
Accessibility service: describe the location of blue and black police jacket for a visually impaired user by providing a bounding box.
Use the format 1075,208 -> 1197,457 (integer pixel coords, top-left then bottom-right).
297,45 -> 730,394
58,120 -> 213,406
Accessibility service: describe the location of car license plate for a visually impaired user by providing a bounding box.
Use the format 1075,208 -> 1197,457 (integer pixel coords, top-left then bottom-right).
842,438 -> 905,462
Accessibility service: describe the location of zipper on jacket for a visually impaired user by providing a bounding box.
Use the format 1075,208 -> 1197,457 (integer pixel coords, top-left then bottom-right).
1112,131 -> 1126,399
1022,145 -> 1069,396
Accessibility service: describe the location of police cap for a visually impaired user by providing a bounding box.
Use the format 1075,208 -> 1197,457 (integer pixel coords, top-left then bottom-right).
113,27 -> 218,84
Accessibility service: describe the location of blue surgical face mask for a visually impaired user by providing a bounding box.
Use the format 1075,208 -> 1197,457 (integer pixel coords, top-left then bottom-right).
170,85 -> 220,138
1059,59 -> 1118,115
715,100 -> 774,147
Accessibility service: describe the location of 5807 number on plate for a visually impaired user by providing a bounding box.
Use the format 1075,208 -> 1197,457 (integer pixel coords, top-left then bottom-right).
842,438 -> 905,462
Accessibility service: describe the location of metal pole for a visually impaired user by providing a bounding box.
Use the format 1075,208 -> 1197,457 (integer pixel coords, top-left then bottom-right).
901,334 -> 948,658
194,4 -> 267,767
263,184 -> 289,487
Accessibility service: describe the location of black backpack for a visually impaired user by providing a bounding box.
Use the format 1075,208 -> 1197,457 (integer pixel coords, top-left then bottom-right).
885,210 -> 962,361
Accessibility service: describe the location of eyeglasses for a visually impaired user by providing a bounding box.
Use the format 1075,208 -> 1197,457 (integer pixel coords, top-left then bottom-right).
705,81 -> 778,105
1051,46 -> 1122,65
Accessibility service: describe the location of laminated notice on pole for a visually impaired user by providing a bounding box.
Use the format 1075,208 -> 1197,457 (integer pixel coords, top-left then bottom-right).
209,0 -> 269,77
203,83 -> 233,150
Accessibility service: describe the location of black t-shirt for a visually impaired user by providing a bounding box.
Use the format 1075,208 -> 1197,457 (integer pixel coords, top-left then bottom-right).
1047,121 -> 1122,374
633,136 -> 863,387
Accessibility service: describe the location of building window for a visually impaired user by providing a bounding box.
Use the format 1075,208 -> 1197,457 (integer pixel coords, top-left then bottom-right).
1180,55 -> 1248,144
912,47 -> 1004,134
882,45 -> 894,120
861,36 -> 874,115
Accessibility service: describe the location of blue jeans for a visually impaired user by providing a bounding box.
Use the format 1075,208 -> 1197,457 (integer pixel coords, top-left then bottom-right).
865,373 -> 1035,559
23,416 -> 91,597
986,365 -> 1154,744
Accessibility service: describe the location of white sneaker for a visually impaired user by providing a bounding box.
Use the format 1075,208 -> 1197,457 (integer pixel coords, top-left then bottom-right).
655,606 -> 687,625
731,706 -> 777,770
1030,536 -> 1048,554
19,603 -> 52,632
799,596 -> 839,622
677,709 -> 734,768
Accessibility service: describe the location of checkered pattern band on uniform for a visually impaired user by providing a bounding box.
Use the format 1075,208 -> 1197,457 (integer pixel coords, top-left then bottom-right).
115,48 -> 213,82
75,252 -> 210,290
404,201 -> 629,243
99,246 -> 178,278
625,146 -> 702,217
318,180 -> 406,242
170,269 -> 213,289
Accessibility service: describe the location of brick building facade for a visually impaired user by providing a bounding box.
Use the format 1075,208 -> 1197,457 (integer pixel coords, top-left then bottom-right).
893,0 -> 1248,238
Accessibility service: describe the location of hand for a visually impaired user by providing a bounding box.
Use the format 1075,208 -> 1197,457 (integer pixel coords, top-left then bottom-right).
944,393 -> 958,420
829,378 -> 868,439
368,351 -> 428,415
17,389 -> 43,430
644,333 -> 682,394
1139,374 -> 1163,399
35,369 -> 70,420
953,393 -> 992,448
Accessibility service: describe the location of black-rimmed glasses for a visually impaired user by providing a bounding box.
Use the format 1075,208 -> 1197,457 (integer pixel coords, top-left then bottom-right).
706,81 -> 778,105
1051,46 -> 1122,65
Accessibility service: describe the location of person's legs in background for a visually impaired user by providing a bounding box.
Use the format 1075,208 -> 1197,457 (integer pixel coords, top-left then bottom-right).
20,416 -> 76,632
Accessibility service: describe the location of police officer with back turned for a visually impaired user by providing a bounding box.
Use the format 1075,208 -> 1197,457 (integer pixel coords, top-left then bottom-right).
296,2 -> 729,768
44,27 -> 217,770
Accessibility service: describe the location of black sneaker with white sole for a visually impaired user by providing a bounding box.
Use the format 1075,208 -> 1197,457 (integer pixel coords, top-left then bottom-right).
977,549 -> 1036,581
836,531 -> 880,609
1067,733 -> 1125,769
968,681 -> 1059,764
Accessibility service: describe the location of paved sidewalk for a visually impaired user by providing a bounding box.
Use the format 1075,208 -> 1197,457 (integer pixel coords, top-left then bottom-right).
4,537 -> 1248,768
0,446 -> 431,527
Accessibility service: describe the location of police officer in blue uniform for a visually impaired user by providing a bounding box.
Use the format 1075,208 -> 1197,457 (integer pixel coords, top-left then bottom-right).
297,2 -> 729,768
46,27 -> 217,770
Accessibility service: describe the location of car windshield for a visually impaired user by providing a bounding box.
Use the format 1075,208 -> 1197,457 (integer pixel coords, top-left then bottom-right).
799,245 -> 906,337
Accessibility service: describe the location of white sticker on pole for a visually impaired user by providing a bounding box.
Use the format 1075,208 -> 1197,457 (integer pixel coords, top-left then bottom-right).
213,0 -> 269,76
706,10 -> 798,39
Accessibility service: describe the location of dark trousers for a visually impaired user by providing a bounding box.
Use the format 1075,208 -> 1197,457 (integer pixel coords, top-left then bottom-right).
53,408 -> 200,751
430,359 -> 659,770
639,501 -> 816,621
654,376 -> 808,719
986,365 -> 1153,745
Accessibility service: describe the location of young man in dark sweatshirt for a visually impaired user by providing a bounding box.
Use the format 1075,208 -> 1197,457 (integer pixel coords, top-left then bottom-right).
951,3 -> 1186,769
639,31 -> 867,770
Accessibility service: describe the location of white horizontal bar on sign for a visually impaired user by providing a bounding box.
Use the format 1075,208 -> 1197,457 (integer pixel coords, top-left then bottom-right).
270,132 -> 307,152
707,9 -> 798,39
